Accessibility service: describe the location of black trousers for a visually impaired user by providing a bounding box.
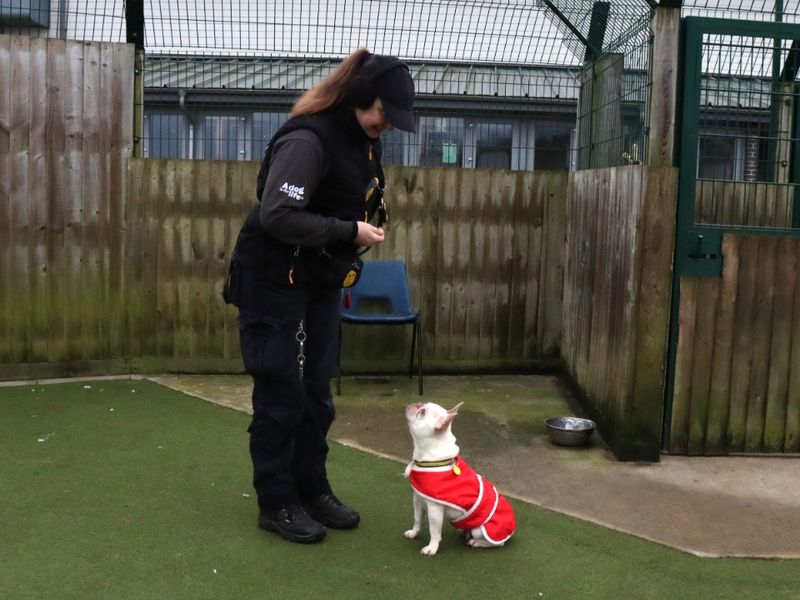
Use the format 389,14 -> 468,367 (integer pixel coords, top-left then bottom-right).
237,271 -> 341,511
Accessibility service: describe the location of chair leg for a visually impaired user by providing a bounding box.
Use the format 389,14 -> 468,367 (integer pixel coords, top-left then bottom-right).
416,316 -> 423,396
409,321 -> 417,379
336,320 -> 342,396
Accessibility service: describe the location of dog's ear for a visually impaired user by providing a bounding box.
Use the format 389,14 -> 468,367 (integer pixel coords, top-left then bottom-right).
435,403 -> 462,432
448,402 -> 464,415
434,412 -> 456,432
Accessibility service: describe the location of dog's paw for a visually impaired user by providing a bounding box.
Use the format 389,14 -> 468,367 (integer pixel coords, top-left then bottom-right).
467,537 -> 501,549
420,544 -> 439,556
404,529 -> 420,539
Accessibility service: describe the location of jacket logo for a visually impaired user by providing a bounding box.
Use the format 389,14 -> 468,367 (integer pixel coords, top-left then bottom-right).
279,182 -> 305,201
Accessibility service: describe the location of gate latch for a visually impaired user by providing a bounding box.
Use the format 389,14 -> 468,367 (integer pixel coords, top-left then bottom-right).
684,232 -> 723,277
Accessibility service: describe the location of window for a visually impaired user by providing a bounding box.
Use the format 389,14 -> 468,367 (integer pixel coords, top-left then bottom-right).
381,128 -> 415,166
698,135 -> 736,180
201,115 -> 244,160
697,119 -> 779,182
535,123 -> 573,171
419,117 -> 465,167
252,112 -> 289,161
144,112 -> 186,159
466,122 -> 513,170
141,103 -> 581,174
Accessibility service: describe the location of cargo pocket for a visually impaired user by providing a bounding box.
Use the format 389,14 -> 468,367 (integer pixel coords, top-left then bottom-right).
238,312 -> 291,377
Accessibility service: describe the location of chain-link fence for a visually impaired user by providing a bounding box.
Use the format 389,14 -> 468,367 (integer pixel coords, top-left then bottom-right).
142,0 -> 585,171
5,1 -> 800,172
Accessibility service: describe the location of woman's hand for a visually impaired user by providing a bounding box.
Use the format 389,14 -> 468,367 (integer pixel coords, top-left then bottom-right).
354,222 -> 385,247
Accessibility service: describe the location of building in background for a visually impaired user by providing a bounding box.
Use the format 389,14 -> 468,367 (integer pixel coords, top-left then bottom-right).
1,0 -> 790,177
142,56 -> 579,171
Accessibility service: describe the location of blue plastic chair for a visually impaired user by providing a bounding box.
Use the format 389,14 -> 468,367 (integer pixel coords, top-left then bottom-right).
336,260 -> 423,395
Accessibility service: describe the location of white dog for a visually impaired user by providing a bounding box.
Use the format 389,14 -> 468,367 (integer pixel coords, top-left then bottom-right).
403,401 -> 516,556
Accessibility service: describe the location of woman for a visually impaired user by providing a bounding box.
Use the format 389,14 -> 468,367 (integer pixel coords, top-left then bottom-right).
224,49 -> 416,544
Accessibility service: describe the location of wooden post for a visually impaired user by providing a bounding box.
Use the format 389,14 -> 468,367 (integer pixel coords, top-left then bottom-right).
647,6 -> 680,167
775,82 -> 794,184
126,0 -> 145,158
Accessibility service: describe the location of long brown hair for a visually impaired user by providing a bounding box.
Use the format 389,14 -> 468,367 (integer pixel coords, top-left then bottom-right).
291,48 -> 370,118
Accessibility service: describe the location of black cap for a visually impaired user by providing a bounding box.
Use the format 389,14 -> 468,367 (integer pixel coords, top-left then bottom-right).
359,54 -> 416,133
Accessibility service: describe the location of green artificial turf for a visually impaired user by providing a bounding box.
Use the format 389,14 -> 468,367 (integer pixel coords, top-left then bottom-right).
1,379 -> 798,600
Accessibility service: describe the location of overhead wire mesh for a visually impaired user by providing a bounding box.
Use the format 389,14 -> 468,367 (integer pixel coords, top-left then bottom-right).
141,0 -> 579,66
535,0 -> 651,60
682,0 -> 800,23
137,0 -> 585,170
6,1 -> 800,172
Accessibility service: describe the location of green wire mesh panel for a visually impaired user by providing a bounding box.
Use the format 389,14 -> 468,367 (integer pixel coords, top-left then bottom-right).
534,0 -> 651,61
7,1 -> 800,173
683,0 -> 800,24
693,28 -> 800,228
140,0 -> 577,66
529,1 -> 651,169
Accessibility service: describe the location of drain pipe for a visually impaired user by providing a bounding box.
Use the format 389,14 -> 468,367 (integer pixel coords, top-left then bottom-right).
178,89 -> 194,159
57,0 -> 68,39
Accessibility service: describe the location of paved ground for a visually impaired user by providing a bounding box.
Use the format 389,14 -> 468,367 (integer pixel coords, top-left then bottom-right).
150,373 -> 800,559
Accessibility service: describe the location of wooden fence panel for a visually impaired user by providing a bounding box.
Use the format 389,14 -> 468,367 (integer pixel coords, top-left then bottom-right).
77,159 -> 573,375
310,165 -> 571,371
670,235 -> 800,454
695,181 -> 795,228
9,35 -> 32,363
787,263 -> 800,452
0,35 -> 11,363
562,166 -> 677,460
745,238 -> 778,451
763,236 -> 796,451
540,171 -> 568,356
727,235 -> 758,451
29,37 -> 48,363
63,39 -> 85,362
703,234 -> 738,454
507,171 -> 532,359
0,35 -> 133,373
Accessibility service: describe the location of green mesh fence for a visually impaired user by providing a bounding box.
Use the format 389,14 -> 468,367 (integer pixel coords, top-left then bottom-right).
4,1 -> 800,172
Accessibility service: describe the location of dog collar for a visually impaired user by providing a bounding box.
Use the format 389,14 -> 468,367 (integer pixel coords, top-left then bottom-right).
414,458 -> 455,468
413,457 -> 462,475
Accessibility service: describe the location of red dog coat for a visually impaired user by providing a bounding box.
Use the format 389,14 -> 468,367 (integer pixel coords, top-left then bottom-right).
408,455 -> 515,545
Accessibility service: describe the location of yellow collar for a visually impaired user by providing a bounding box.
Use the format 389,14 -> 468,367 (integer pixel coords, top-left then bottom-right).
414,457 -> 457,468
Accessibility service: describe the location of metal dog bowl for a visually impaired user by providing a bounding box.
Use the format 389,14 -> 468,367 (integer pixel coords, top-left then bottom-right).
545,417 -> 595,447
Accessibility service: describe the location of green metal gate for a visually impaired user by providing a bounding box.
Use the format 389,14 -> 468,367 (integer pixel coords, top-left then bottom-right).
665,17 -> 800,455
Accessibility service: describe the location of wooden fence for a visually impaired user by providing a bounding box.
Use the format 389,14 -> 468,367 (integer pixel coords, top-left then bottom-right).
562,166 -> 678,460
695,180 -> 795,228
669,234 -> 800,454
1,34 -> 684,460
0,35 -> 134,378
1,155 -> 570,377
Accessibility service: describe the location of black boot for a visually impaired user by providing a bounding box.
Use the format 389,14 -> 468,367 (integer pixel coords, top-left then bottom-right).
303,494 -> 360,529
258,506 -> 326,543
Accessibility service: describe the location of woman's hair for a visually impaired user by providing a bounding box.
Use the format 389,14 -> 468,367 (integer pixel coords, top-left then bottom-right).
291,48 -> 370,118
